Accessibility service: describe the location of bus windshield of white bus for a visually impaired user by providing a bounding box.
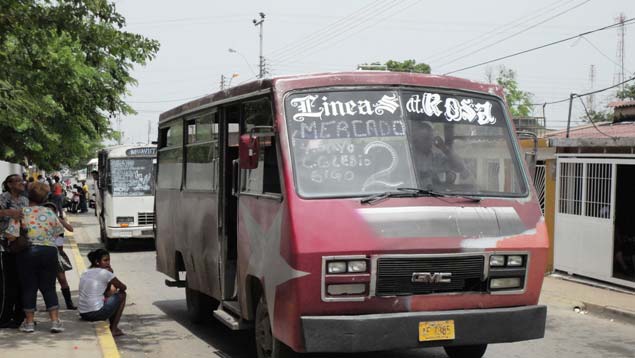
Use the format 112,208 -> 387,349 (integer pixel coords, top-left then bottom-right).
285,89 -> 528,199
110,158 -> 155,197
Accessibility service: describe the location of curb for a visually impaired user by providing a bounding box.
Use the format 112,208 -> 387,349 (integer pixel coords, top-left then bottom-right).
67,230 -> 121,358
583,302 -> 635,325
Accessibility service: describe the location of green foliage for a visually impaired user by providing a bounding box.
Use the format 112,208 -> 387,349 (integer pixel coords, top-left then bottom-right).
494,66 -> 533,117
0,0 -> 159,170
617,82 -> 635,100
359,60 -> 431,74
386,60 -> 431,74
581,110 -> 612,123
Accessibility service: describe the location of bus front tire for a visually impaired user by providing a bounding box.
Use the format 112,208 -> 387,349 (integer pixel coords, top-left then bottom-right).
254,296 -> 294,358
444,344 -> 488,358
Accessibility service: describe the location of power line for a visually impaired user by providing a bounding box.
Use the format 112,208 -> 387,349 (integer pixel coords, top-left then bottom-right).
269,0 -> 403,65
532,75 -> 635,106
578,97 -> 616,138
435,0 -> 592,70
271,0 -> 420,69
443,17 -> 635,75
427,0 -> 582,65
266,0 -> 385,58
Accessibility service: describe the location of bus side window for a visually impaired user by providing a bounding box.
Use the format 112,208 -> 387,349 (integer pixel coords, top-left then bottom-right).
242,97 -> 281,195
185,111 -> 217,191
158,121 -> 183,190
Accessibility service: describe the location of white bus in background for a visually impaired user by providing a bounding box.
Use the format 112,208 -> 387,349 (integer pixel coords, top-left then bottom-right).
95,145 -> 157,249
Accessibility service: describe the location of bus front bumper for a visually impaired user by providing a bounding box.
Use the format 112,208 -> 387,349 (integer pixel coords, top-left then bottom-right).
301,305 -> 546,352
107,226 -> 154,239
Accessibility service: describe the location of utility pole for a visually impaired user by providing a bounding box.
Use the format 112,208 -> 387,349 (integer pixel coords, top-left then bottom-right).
588,64 -> 596,112
147,120 -> 151,144
614,13 -> 626,91
220,74 -> 226,90
253,12 -> 265,78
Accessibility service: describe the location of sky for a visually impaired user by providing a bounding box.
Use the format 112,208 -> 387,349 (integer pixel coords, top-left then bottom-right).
112,0 -> 635,145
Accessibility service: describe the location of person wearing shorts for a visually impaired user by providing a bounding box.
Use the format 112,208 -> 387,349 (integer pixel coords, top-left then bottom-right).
78,249 -> 127,336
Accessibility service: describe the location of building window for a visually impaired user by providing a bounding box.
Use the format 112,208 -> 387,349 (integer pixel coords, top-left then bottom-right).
559,162 -> 583,215
585,163 -> 612,219
558,162 -> 612,219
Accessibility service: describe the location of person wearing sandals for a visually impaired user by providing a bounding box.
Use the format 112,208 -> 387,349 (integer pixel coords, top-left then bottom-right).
42,202 -> 77,310
79,249 -> 127,337
15,181 -> 66,333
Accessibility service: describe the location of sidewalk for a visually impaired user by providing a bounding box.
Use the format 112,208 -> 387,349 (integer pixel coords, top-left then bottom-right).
540,273 -> 635,324
0,232 -> 108,358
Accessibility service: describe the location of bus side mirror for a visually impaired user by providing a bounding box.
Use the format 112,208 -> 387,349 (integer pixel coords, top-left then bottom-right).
239,134 -> 260,169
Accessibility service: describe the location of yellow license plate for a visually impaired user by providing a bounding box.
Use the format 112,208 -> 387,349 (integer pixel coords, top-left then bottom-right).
418,320 -> 455,342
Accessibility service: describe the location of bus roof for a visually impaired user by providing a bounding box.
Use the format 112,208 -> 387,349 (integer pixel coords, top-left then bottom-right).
159,72 -> 505,124
99,144 -> 157,159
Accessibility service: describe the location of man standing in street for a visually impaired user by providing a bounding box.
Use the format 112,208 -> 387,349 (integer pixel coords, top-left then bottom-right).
0,174 -> 28,328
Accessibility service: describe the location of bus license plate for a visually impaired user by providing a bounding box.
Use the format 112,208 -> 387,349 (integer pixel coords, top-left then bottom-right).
418,320 -> 455,342
119,231 -> 132,238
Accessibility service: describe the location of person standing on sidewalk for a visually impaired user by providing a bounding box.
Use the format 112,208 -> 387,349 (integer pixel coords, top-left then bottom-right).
79,249 -> 127,337
15,182 -> 66,333
0,174 -> 28,328
43,202 -> 77,310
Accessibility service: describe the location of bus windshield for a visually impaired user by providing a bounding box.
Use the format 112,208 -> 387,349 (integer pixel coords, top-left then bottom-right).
109,158 -> 155,197
285,89 -> 528,198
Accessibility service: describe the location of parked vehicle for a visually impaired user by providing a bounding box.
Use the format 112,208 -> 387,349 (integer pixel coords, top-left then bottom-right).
155,72 -> 548,358
94,145 -> 156,250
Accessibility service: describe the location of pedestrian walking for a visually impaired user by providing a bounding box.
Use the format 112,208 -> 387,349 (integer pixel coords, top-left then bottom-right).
80,180 -> 89,213
51,176 -> 64,217
0,174 -> 28,328
15,182 -> 66,333
79,249 -> 127,337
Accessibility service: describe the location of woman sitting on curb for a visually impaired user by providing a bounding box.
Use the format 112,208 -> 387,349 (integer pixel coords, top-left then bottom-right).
78,249 -> 127,336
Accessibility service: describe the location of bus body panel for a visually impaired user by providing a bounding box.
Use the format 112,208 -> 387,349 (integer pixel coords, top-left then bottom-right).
156,72 -> 548,354
155,188 -> 221,298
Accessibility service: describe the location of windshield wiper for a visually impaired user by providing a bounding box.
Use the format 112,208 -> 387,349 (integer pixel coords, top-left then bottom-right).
360,187 -> 480,205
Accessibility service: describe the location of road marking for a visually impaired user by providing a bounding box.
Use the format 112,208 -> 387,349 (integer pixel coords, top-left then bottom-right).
68,229 -> 121,358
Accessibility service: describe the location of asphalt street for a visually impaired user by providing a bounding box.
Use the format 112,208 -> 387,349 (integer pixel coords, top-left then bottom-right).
70,213 -> 635,358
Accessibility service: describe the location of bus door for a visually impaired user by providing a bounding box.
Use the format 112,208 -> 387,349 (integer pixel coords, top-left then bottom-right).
218,104 -> 241,301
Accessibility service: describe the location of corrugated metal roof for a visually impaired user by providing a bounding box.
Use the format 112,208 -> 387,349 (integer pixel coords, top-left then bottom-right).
608,100 -> 635,108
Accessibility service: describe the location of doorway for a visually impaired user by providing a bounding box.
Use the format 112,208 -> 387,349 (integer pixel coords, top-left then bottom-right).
613,165 -> 635,283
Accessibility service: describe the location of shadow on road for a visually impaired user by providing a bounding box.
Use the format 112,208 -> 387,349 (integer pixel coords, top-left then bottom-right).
152,299 -> 444,358
153,299 -> 253,358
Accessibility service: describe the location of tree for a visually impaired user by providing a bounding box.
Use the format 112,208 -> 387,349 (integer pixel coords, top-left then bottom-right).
0,0 -> 159,170
358,59 -> 431,74
617,82 -> 635,100
493,66 -> 533,117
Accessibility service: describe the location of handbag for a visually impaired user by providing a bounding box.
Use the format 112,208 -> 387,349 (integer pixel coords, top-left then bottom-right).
58,249 -> 73,271
7,234 -> 30,254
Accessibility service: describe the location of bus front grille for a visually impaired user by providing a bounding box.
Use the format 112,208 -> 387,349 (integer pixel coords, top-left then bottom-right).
375,256 -> 486,296
138,212 -> 155,225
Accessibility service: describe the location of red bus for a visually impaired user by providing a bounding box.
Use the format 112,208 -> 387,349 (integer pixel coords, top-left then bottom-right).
155,72 -> 548,358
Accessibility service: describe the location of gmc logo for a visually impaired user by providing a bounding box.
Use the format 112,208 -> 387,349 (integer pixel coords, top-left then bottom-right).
411,272 -> 452,283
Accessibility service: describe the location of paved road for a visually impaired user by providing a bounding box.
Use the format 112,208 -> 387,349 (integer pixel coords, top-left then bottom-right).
70,214 -> 635,358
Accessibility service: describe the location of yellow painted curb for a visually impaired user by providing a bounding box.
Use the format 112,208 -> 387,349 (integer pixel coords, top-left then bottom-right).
68,229 -> 121,358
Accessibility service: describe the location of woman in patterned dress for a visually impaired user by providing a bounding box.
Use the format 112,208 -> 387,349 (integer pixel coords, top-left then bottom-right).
15,182 -> 65,333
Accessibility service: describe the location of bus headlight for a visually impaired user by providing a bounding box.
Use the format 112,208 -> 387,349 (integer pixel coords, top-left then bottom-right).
347,260 -> 367,273
327,261 -> 347,274
507,255 -> 524,267
116,216 -> 134,227
489,255 -> 505,267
